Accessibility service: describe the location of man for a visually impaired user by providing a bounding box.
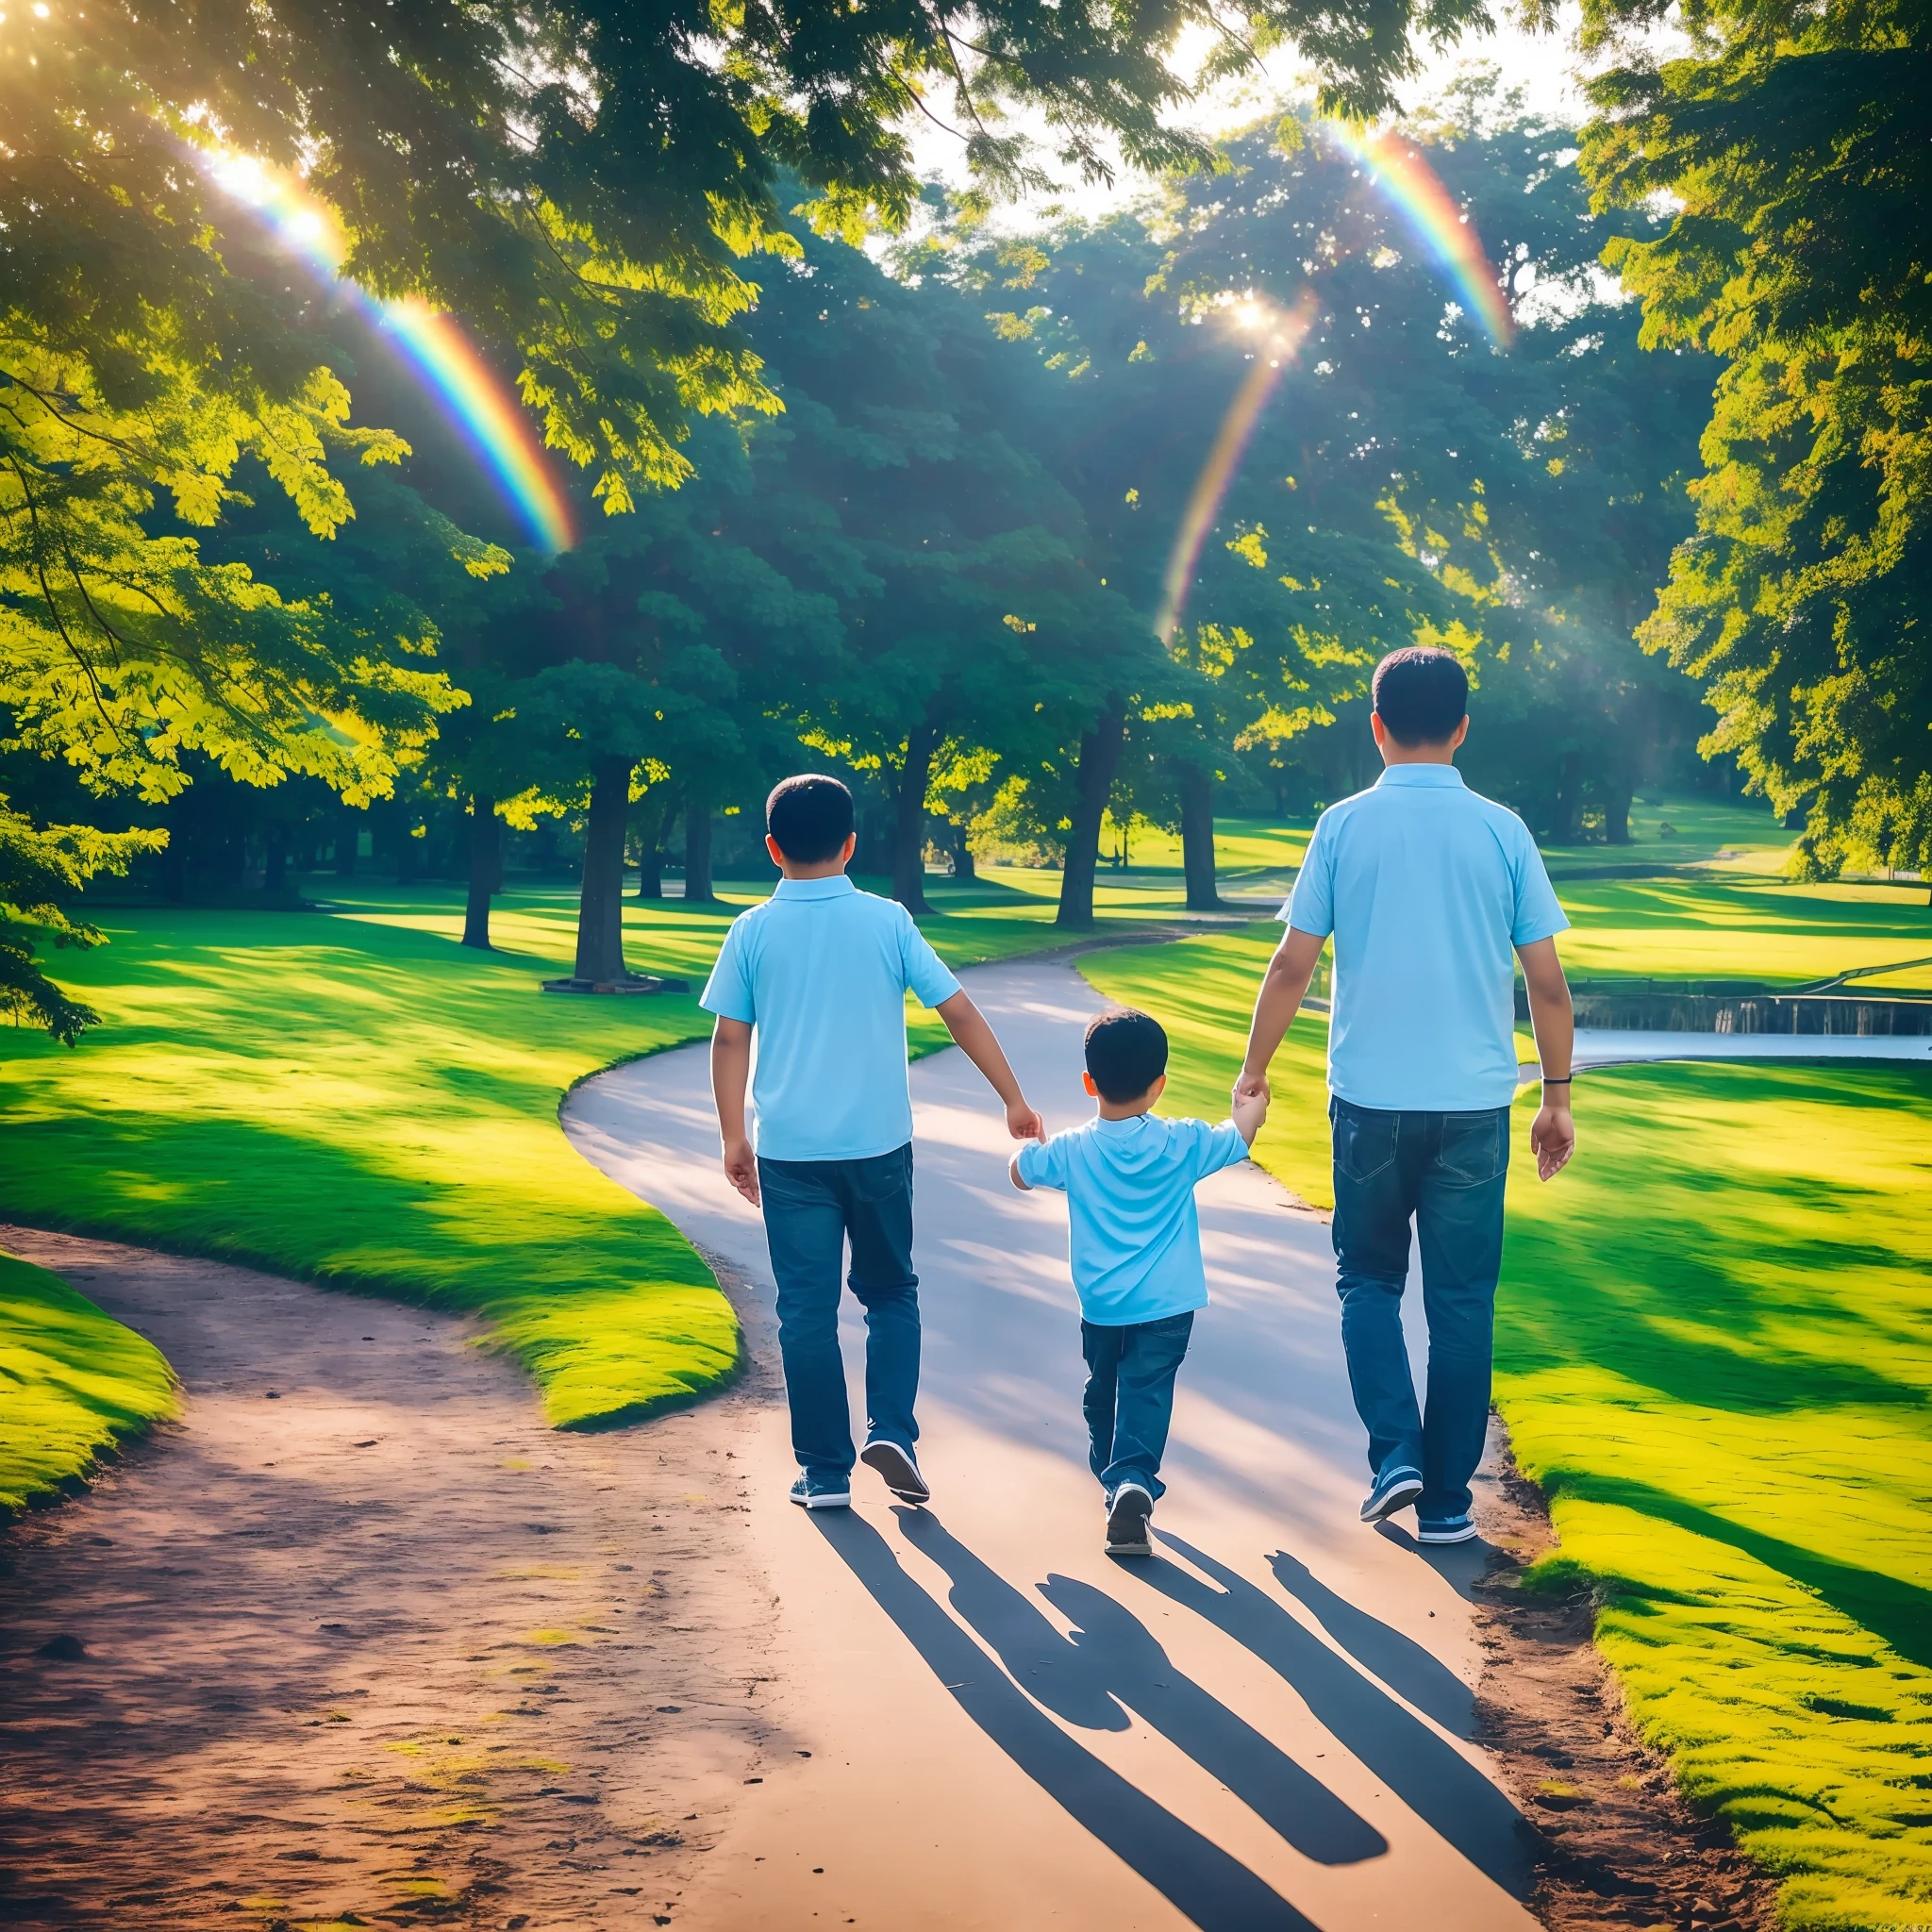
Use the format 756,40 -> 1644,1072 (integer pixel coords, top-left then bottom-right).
1234,647 -> 1576,1545
703,774 -> 1044,1511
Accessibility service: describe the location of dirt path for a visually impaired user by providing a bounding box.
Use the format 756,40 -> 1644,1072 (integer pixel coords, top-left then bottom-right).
563,956 -> 1546,1932
0,1228 -> 776,1931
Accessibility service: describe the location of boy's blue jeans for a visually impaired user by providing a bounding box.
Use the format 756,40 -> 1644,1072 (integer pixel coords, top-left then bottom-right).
758,1143 -> 920,1479
1081,1311 -> 1194,1501
1329,1096 -> 1510,1524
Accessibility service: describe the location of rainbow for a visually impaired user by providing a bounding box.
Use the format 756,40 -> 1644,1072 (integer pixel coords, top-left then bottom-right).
1328,124 -> 1515,347
1155,290 -> 1320,644
207,155 -> 577,555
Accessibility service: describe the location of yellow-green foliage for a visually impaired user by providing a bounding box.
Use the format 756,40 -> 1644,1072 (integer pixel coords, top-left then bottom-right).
0,1250 -> 175,1515
0,876 -> 1127,1433
1081,924 -> 1932,1932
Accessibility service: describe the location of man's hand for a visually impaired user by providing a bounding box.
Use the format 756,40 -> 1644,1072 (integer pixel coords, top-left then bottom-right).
1233,1070 -> 1272,1107
1530,1103 -> 1574,1181
1231,1084 -> 1269,1146
722,1133 -> 760,1206
1007,1098 -> 1046,1143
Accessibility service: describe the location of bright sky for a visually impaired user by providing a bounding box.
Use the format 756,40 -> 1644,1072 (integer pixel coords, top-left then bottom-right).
899,8 -> 1591,229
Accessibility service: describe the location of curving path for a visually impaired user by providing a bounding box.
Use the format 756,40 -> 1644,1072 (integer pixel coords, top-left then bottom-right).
564,957 -> 1544,1932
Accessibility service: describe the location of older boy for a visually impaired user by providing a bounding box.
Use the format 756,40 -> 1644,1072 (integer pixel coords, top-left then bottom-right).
704,774 -> 1044,1512
1235,647 -> 1576,1546
1011,1008 -> 1267,1556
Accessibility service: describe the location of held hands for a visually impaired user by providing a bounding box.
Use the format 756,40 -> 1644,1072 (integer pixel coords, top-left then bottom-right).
721,1134 -> 760,1206
1231,1083 -> 1270,1145
1232,1069 -> 1271,1107
1530,1103 -> 1574,1181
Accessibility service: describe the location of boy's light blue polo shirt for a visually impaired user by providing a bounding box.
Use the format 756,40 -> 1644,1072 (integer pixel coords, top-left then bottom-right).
699,874 -> 961,1163
1286,764 -> 1568,1112
1016,1114 -> 1249,1325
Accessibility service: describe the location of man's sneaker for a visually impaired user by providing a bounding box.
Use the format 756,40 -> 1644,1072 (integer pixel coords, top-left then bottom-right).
789,1471 -> 851,1510
859,1437 -> 930,1506
1359,1465 -> 1424,1525
1417,1514 -> 1479,1545
1104,1483 -> 1156,1557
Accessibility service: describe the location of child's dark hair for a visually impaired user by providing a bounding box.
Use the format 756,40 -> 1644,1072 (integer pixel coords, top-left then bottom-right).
1372,646 -> 1470,745
766,774 -> 855,863
1084,1008 -> 1168,1104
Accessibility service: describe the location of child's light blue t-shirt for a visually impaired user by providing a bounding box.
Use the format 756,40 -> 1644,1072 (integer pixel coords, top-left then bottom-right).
1016,1113 -> 1249,1326
699,875 -> 961,1162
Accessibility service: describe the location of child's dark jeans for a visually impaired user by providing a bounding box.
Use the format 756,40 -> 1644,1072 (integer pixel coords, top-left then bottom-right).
758,1143 -> 920,1479
1080,1310 -> 1194,1500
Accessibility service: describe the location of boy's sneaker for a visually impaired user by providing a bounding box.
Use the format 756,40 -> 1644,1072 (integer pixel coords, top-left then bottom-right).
789,1471 -> 851,1510
1359,1464 -> 1424,1525
1104,1483 -> 1156,1557
1417,1513 -> 1479,1545
859,1437 -> 930,1506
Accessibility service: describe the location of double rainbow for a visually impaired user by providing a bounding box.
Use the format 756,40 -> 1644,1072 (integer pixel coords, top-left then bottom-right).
208,155 -> 578,555
1328,122 -> 1516,347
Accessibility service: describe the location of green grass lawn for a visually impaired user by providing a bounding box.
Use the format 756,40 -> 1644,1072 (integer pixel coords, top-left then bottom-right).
0,1251 -> 176,1518
0,873 -> 1169,1433
1080,928 -> 1932,1931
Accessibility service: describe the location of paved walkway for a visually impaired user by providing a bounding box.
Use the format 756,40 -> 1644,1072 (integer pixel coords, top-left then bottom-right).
563,957 -> 1542,1932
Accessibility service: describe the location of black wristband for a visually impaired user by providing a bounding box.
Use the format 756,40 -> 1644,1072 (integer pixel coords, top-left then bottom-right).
1541,1074 -> 1574,1085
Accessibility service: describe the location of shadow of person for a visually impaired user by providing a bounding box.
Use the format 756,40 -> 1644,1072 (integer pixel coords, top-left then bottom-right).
809,1508 -> 1321,1932
1143,1534 -> 1536,1899
895,1511 -> 1386,1866
1266,1551 -> 1475,1734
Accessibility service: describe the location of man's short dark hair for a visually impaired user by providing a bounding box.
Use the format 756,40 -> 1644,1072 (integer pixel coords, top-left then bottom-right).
1372,647 -> 1470,746
766,774 -> 855,863
1084,1008 -> 1168,1104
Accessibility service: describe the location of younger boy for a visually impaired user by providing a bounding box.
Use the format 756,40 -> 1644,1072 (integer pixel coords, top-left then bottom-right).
1009,1008 -> 1267,1556
704,774 -> 1045,1513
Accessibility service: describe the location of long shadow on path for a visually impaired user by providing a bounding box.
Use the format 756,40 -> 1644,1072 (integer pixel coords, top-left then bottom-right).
899,1511 -> 1386,1866
1142,1536 -> 1535,1898
811,1509 -> 1323,1932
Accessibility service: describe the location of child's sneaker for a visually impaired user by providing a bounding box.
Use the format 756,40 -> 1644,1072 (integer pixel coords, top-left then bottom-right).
1104,1482 -> 1155,1556
789,1471 -> 852,1510
859,1437 -> 929,1505
1417,1513 -> 1478,1545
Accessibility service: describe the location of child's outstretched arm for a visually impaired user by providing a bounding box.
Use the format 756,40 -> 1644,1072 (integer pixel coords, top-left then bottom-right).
935,991 -> 1045,1141
709,1016 -> 760,1205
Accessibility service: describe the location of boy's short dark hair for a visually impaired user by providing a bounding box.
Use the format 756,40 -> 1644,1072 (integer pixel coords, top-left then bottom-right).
1084,1008 -> 1168,1104
1372,647 -> 1470,746
766,774 -> 855,863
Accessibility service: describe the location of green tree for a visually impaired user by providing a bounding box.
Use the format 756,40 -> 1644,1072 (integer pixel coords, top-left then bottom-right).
1571,0 -> 1932,873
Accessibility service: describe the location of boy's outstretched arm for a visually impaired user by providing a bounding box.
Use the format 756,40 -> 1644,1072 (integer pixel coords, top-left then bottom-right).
1235,926 -> 1327,1104
709,1016 -> 760,1206
1518,936 -> 1576,1181
935,991 -> 1046,1141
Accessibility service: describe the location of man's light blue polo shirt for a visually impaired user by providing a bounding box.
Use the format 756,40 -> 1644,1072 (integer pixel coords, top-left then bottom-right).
699,874 -> 962,1163
1285,764 -> 1568,1112
1016,1114 -> 1249,1324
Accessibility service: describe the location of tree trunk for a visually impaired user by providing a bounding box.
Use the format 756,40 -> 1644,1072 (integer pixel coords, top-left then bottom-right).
684,792 -> 715,905
633,789 -> 665,899
335,804 -> 359,877
1603,774 -> 1635,846
1178,762 -> 1221,911
575,758 -> 634,981
462,794 -> 499,951
949,820 -> 976,883
1552,750 -> 1585,843
891,724 -> 941,914
1057,702 -> 1128,930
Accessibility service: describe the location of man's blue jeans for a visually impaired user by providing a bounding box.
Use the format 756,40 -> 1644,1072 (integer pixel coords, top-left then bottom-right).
1329,1097 -> 1510,1523
758,1143 -> 920,1479
1081,1311 -> 1194,1501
